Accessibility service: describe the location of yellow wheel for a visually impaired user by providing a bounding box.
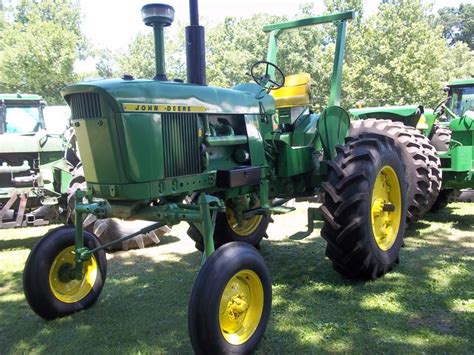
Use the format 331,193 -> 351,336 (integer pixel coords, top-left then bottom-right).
189,242 -> 271,353
219,269 -> 264,345
371,166 -> 402,251
23,226 -> 107,319
49,246 -> 98,303
187,194 -> 270,251
322,134 -> 407,279
225,208 -> 263,237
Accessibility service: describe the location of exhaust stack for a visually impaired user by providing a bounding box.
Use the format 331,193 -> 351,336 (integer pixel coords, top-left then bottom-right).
141,3 -> 175,81
186,0 -> 206,85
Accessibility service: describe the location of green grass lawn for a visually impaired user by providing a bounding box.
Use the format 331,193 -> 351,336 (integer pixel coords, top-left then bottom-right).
1,202 -> 473,354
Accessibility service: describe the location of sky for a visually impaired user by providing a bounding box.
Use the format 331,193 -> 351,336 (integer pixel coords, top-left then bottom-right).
76,0 -> 470,72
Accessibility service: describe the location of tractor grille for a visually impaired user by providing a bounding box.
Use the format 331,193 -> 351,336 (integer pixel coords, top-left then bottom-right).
162,113 -> 201,178
68,93 -> 102,119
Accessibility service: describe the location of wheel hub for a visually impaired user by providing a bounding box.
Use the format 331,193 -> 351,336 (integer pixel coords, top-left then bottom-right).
219,270 -> 264,345
226,293 -> 249,320
371,166 -> 402,251
49,246 -> 98,303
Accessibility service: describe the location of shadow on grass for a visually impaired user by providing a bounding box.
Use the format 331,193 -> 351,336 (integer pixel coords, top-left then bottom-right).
0,235 -> 42,251
421,205 -> 473,231
1,205 -> 473,353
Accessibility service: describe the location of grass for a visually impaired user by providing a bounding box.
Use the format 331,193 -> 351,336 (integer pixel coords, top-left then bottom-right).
0,202 -> 473,354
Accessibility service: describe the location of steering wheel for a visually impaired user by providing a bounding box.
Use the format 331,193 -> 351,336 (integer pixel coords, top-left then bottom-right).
250,61 -> 285,91
433,97 -> 449,114
433,96 -> 458,120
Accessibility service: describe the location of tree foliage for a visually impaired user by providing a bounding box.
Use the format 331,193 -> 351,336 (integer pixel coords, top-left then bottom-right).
437,3 -> 474,50
0,0 -> 83,104
117,25 -> 187,81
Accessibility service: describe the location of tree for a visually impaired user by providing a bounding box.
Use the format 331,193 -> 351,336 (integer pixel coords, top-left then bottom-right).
437,4 -> 474,49
117,24 -> 187,81
95,49 -> 116,79
0,0 -> 84,104
342,0 -> 472,108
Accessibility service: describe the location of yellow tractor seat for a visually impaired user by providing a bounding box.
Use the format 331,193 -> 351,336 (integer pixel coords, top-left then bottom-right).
271,73 -> 311,108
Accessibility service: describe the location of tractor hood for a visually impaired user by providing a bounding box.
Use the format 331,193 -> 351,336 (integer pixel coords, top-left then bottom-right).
0,131 -> 64,154
62,79 -> 274,115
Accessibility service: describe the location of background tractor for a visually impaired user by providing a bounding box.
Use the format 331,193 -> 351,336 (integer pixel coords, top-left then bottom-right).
349,78 -> 474,214
22,1 -> 419,353
0,93 -> 72,228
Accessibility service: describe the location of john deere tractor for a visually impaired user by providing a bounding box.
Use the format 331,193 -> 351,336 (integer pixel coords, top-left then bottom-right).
23,2 -> 415,353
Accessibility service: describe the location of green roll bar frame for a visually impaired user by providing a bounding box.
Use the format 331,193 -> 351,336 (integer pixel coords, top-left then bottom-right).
264,11 -> 356,106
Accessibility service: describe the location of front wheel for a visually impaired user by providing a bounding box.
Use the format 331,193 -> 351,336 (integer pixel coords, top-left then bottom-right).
188,242 -> 272,354
321,134 -> 407,279
23,226 -> 107,319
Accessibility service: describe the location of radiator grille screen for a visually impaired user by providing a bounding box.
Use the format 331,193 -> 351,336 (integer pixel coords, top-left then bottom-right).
162,113 -> 201,178
68,93 -> 102,119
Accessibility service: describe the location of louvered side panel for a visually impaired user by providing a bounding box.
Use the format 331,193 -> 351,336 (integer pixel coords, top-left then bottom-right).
162,113 -> 201,178
69,93 -> 102,119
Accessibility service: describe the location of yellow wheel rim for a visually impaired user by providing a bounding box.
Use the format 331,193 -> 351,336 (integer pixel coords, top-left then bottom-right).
226,208 -> 262,237
49,246 -> 98,303
219,269 -> 264,345
371,165 -> 402,251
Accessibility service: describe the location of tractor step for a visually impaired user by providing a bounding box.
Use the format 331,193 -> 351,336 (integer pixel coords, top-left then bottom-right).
269,206 -> 296,214
290,206 -> 322,240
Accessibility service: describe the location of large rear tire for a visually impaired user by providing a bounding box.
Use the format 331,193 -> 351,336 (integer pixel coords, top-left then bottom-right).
350,119 -> 429,223
321,134 -> 407,279
188,242 -> 271,354
23,226 -> 107,319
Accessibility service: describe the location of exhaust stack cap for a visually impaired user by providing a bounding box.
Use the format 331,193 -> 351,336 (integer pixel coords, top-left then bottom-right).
141,3 -> 175,27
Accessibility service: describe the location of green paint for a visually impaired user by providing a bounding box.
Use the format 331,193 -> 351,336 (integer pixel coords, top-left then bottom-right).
153,25 -> 166,79
329,20 -> 347,106
449,78 -> 474,87
318,106 -> 350,160
263,11 -> 355,32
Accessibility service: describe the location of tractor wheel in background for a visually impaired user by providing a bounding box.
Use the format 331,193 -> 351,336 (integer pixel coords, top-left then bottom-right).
321,133 -> 407,279
187,195 -> 270,252
350,119 -> 430,223
429,124 -> 451,151
188,242 -> 271,354
23,226 -> 106,319
67,166 -> 169,251
423,140 -> 443,212
429,188 -> 460,212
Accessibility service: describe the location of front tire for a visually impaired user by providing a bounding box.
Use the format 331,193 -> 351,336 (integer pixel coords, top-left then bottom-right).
188,242 -> 271,354
321,134 -> 407,279
23,226 -> 107,319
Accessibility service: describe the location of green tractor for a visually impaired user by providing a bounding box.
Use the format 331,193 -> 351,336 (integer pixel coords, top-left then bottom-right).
23,2 -> 418,352
427,78 -> 474,209
350,78 -> 474,213
0,93 -> 73,228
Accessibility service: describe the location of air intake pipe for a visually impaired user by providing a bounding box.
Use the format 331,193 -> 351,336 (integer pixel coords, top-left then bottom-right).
186,0 -> 206,85
141,3 -> 175,81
